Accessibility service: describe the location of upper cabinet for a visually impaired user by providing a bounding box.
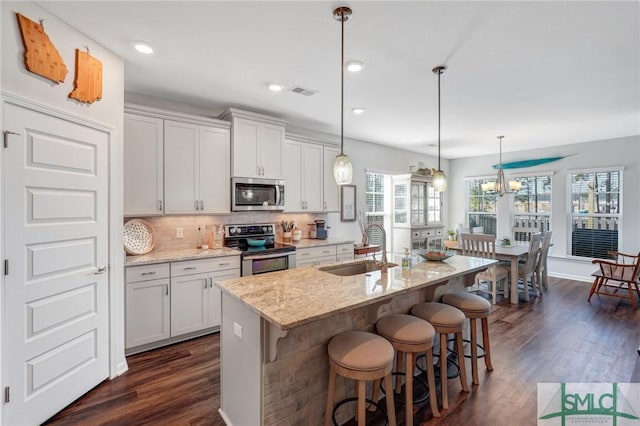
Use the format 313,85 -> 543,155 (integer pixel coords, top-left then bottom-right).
392,174 -> 443,228
164,121 -> 230,214
124,113 -> 164,215
322,145 -> 340,212
219,108 -> 287,180
124,104 -> 231,216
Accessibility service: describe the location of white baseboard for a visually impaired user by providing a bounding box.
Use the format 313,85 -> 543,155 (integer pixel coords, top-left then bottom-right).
548,272 -> 592,283
218,408 -> 233,426
116,360 -> 129,377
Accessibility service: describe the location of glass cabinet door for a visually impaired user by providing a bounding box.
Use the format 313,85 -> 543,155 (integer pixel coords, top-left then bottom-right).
410,181 -> 426,226
427,182 -> 443,225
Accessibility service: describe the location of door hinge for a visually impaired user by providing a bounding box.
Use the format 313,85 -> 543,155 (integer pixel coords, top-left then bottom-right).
4,386 -> 9,403
4,259 -> 8,276
3,130 -> 20,148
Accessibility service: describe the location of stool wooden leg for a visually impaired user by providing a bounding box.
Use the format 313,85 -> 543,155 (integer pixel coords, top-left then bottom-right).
440,333 -> 448,409
324,366 -> 336,426
369,379 -> 380,412
357,380 -> 366,426
384,373 -> 397,426
395,350 -> 403,394
405,352 -> 413,426
455,331 -> 469,393
482,317 -> 493,371
470,318 -> 479,385
425,348 -> 440,417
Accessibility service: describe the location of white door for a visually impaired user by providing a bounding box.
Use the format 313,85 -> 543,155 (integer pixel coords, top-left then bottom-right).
259,123 -> 284,179
199,126 -> 230,214
284,140 -> 304,212
164,120 -> 197,214
170,272 -> 208,336
3,103 -> 109,425
323,146 -> 340,212
303,143 -> 323,212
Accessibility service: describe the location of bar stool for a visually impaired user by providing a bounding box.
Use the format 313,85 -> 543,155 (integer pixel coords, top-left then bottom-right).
375,314 -> 440,425
411,302 -> 469,410
442,292 -> 493,385
324,330 -> 397,426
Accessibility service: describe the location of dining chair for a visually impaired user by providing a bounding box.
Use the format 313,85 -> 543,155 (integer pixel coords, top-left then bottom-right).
459,233 -> 509,304
512,226 -> 540,242
536,231 -> 553,290
588,251 -> 640,310
512,232 -> 543,301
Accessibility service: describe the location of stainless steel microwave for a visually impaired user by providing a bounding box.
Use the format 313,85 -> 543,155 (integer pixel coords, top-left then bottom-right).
232,177 -> 285,211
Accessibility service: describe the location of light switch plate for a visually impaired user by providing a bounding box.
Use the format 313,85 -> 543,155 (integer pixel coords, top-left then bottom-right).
176,227 -> 183,238
234,322 -> 243,339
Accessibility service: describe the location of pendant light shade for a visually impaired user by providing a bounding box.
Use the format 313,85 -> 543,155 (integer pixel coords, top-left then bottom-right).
432,65 -> 447,192
333,6 -> 353,185
494,135 -> 520,197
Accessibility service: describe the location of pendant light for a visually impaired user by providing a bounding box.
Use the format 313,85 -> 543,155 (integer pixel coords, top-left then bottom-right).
333,6 -> 353,185
432,66 -> 447,192
494,135 -> 521,196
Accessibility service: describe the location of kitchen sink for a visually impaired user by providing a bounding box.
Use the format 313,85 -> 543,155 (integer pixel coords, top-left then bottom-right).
319,260 -> 398,276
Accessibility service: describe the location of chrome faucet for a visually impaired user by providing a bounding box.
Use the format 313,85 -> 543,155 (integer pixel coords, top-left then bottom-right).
362,223 -> 388,273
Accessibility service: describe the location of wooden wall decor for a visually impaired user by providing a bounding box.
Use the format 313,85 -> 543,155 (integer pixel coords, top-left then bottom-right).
16,13 -> 68,83
69,48 -> 103,104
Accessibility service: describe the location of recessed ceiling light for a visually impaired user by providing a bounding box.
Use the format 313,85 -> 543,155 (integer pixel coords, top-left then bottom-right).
346,60 -> 364,72
132,41 -> 154,54
352,107 -> 365,115
268,82 -> 285,92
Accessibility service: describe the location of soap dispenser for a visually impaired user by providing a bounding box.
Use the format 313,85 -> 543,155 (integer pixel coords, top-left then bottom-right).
402,248 -> 411,269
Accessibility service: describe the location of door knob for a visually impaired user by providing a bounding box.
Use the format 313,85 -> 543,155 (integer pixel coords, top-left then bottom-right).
94,265 -> 107,275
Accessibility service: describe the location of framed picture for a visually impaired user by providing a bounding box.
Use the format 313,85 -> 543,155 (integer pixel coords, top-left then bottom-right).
341,185 -> 356,222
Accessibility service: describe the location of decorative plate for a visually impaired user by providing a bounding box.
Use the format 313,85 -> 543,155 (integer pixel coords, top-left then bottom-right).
418,250 -> 454,262
123,219 -> 156,255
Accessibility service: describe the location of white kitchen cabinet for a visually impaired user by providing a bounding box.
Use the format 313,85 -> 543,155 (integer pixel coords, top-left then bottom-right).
164,120 -> 230,214
170,257 -> 240,337
124,113 -> 164,216
296,245 -> 338,267
336,243 -> 355,262
284,140 -> 323,212
220,108 -> 287,179
125,263 -> 171,349
323,145 -> 340,212
126,255 -> 240,353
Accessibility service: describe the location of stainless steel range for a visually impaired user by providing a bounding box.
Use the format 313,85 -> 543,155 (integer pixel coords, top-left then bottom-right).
224,223 -> 296,276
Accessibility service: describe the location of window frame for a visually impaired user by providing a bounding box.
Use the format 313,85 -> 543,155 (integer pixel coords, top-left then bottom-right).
566,167 -> 623,260
465,176 -> 498,236
510,172 -> 553,235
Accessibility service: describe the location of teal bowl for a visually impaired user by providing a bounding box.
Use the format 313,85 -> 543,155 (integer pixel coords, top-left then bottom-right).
247,238 -> 267,247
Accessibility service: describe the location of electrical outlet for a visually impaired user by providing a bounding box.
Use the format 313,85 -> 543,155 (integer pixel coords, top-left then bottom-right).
176,227 -> 183,238
234,322 -> 243,339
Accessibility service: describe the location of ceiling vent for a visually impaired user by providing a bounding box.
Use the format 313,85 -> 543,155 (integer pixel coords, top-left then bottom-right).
289,85 -> 318,96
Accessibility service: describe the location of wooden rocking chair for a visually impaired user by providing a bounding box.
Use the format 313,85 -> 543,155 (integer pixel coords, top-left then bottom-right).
588,251 -> 640,310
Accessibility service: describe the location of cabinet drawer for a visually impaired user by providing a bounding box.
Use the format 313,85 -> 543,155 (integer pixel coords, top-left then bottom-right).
297,245 -> 337,260
337,253 -> 354,262
126,263 -> 170,283
434,228 -> 443,236
336,243 -> 354,255
171,256 -> 241,276
297,255 -> 336,268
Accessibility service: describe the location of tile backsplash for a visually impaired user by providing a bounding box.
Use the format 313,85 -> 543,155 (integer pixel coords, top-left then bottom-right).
125,212 -> 325,253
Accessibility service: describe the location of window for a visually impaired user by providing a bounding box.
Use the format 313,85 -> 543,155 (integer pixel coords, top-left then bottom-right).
569,170 -> 621,259
512,174 -> 552,235
365,172 -> 386,246
467,178 -> 497,235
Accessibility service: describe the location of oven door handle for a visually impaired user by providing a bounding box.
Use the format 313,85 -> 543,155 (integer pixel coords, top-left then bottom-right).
244,252 -> 294,261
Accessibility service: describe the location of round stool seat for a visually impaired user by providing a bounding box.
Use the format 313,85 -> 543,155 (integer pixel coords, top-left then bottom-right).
328,330 -> 394,372
442,292 -> 491,317
411,302 -> 465,330
377,314 -> 435,345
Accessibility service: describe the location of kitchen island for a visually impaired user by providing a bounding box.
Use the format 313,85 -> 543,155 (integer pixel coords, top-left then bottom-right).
215,254 -> 495,426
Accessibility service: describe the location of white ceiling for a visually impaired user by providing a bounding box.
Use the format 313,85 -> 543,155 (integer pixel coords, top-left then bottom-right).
38,1 -> 639,159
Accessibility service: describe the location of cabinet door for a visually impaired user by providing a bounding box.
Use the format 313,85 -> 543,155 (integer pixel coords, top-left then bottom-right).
284,140 -> 304,212
260,123 -> 284,179
199,126 -> 230,213
208,269 -> 240,327
303,143 -> 323,211
170,272 -> 208,336
126,278 -> 170,348
323,146 -> 340,212
393,179 -> 410,228
124,114 -> 164,215
232,118 -> 260,178
427,182 -> 443,225
164,120 -> 198,214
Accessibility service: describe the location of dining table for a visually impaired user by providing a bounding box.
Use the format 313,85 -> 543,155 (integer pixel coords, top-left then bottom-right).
447,241 -> 534,304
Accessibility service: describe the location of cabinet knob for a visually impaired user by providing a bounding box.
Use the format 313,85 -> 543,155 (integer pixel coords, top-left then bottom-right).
158,200 -> 163,211
94,265 -> 107,275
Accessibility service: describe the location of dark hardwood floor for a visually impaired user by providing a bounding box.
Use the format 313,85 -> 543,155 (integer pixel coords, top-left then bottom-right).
45,277 -> 640,426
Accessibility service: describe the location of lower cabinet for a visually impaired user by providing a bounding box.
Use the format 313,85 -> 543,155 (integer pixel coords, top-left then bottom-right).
126,256 -> 240,353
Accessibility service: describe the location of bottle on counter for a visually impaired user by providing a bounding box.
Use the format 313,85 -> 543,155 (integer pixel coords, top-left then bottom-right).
402,248 -> 411,269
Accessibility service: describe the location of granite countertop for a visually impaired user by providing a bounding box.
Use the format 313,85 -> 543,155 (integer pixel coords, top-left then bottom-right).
125,247 -> 240,266
216,254 -> 495,330
278,238 -> 356,248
